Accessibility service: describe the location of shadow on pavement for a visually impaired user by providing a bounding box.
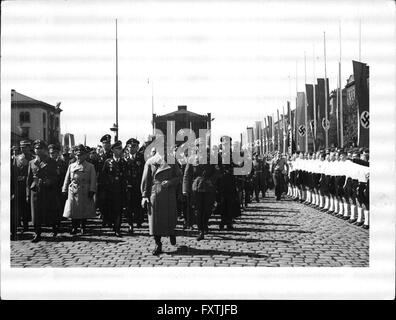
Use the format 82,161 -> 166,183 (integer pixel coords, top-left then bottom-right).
43,235 -> 125,244
237,221 -> 300,227
211,235 -> 293,244
168,245 -> 269,259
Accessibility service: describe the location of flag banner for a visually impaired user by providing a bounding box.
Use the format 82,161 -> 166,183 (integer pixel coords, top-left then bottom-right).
305,84 -> 314,121
296,92 -> 306,152
291,109 -> 296,154
263,117 -> 268,153
247,127 -> 254,147
315,78 -> 329,149
353,60 -> 369,148
271,114 -> 275,151
268,115 -> 274,151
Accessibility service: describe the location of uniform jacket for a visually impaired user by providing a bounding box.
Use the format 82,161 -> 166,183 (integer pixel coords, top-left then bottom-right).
62,160 -> 97,219
26,155 -> 59,225
182,154 -> 218,194
125,151 -> 145,191
141,154 -> 181,236
100,157 -> 127,208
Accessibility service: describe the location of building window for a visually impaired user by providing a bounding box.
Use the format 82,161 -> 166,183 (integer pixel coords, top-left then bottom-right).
21,127 -> 29,139
43,128 -> 46,141
19,111 -> 30,123
55,117 -> 59,128
43,113 -> 46,124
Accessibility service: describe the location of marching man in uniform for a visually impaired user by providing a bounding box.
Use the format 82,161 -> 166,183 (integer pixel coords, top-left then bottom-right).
183,138 -> 218,241
141,146 -> 182,255
125,138 -> 145,233
271,151 -> 289,201
97,134 -> 113,227
26,140 -> 59,242
11,140 -> 33,240
100,140 -> 127,237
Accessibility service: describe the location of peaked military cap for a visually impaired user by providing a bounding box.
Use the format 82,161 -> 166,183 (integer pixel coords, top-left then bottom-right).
33,139 -> 47,149
111,140 -> 123,150
100,134 -> 111,143
126,138 -> 140,146
74,144 -> 88,155
20,140 -> 31,147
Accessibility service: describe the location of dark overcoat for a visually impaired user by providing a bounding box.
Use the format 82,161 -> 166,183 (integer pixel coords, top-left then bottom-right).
26,156 -> 60,226
141,154 -> 181,236
100,157 -> 127,222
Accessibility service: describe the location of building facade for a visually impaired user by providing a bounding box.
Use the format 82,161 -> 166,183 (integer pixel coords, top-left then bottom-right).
152,105 -> 212,150
11,90 -> 62,146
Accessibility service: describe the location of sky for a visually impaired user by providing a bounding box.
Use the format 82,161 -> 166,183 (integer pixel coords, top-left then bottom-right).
2,0 -> 394,147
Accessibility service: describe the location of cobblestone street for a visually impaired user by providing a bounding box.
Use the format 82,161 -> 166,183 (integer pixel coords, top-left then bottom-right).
10,190 -> 369,267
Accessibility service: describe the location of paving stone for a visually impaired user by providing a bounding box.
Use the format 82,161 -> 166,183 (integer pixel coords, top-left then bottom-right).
10,190 -> 369,267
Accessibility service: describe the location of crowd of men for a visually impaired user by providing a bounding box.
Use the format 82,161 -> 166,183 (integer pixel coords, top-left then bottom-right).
10,134 -> 370,250
10,134 -> 272,244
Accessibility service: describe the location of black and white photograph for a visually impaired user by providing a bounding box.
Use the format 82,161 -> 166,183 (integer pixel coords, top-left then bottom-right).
1,0 -> 395,300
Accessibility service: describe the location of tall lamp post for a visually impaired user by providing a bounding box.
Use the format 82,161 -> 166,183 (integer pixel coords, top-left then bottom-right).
112,19 -> 119,142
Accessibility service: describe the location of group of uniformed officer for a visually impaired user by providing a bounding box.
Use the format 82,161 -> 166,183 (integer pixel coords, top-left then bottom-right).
286,148 -> 370,229
10,134 -> 276,246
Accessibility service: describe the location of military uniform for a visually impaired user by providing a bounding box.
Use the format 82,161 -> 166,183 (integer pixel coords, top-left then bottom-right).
97,134 -> 114,225
48,144 -> 68,223
251,155 -> 266,202
99,140 -> 127,236
215,136 -> 241,230
26,140 -> 59,242
125,138 -> 145,231
176,153 -> 192,228
271,153 -> 289,201
183,144 -> 218,240
10,140 -> 33,239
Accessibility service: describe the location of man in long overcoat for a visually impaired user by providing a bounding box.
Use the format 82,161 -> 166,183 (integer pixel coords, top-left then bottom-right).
26,140 -> 59,242
62,145 -> 97,234
11,140 -> 33,240
141,151 -> 181,255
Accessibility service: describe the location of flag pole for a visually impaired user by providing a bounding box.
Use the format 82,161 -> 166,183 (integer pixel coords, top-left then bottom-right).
359,18 -> 362,62
282,105 -> 287,155
324,31 -> 328,149
312,44 -> 317,151
304,51 -> 308,152
339,21 -> 344,148
115,19 -> 119,142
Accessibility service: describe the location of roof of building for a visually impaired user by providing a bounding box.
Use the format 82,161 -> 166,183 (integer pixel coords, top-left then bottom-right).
11,90 -> 63,113
154,105 -> 209,121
